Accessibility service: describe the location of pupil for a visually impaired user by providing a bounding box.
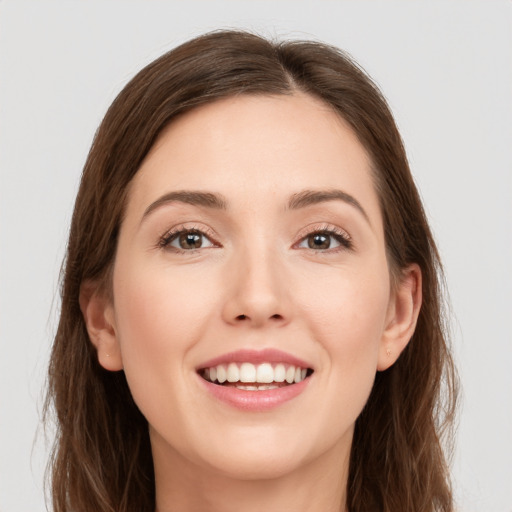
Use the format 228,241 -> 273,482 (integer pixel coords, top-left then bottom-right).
309,233 -> 330,249
180,232 -> 202,249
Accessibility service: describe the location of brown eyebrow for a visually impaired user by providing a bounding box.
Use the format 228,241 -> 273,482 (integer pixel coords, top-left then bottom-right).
142,188 -> 369,225
142,190 -> 227,221
287,189 -> 370,224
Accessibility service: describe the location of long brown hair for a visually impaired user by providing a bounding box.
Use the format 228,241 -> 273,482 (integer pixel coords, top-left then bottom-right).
45,30 -> 458,512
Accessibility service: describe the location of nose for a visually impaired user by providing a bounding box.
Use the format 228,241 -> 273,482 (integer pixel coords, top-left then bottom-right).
221,246 -> 291,328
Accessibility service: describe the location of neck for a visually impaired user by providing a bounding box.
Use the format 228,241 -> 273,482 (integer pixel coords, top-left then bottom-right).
152,435 -> 350,512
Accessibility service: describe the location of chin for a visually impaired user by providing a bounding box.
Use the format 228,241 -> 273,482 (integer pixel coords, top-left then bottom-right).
188,421 -> 332,482
202,446 -> 308,481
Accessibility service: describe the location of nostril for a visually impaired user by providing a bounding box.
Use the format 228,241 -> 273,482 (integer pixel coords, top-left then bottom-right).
233,313 -> 283,322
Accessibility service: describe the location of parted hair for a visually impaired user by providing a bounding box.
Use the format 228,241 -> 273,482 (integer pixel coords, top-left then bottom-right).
45,30 -> 458,512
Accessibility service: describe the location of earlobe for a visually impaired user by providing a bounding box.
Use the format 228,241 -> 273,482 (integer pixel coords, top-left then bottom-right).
377,264 -> 422,371
79,280 -> 123,371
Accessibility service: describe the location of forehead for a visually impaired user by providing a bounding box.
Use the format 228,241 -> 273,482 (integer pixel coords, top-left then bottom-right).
127,92 -> 380,221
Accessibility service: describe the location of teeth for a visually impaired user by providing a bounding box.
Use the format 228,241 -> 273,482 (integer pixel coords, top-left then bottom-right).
256,363 -> 274,383
217,365 -> 227,383
274,364 -> 286,382
202,362 -> 311,385
227,363 -> 239,382
235,384 -> 279,391
240,362 -> 256,382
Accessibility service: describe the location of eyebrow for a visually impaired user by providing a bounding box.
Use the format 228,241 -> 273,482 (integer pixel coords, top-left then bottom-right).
287,189 -> 370,224
142,190 -> 228,221
141,188 -> 369,225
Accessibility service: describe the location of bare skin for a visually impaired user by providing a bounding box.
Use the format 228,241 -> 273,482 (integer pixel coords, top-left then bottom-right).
81,92 -> 421,512
153,432 -> 350,512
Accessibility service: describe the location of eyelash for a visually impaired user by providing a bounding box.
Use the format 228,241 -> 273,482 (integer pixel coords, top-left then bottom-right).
294,224 -> 353,252
157,224 -> 353,253
158,224 -> 220,253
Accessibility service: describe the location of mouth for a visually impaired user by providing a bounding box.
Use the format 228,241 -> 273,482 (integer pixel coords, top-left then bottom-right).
196,349 -> 314,410
198,362 -> 314,391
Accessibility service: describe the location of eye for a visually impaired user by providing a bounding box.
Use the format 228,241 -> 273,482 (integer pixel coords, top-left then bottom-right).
160,228 -> 216,251
297,229 -> 352,251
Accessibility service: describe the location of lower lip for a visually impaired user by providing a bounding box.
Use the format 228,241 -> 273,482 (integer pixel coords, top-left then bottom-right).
198,375 -> 311,411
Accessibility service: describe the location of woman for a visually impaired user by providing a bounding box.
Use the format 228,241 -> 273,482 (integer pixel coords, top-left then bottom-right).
45,30 -> 458,512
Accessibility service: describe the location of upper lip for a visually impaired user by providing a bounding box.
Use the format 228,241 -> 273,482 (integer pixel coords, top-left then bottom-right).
197,349 -> 313,370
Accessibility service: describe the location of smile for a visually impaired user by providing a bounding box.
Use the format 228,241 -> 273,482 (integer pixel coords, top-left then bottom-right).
196,349 -> 314,410
200,362 -> 312,390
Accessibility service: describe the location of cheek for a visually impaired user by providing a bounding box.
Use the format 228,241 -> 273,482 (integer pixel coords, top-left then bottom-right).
301,264 -> 390,350
114,259 -> 216,344
297,264 -> 390,411
110,260 -> 217,408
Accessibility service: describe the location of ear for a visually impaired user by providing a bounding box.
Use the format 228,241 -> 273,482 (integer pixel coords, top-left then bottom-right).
79,280 -> 123,371
377,264 -> 422,371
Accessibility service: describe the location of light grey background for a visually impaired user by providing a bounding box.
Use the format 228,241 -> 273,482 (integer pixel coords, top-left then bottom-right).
1,1 -> 511,511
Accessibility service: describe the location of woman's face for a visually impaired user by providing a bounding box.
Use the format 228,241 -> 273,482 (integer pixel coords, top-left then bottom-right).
99,93 -> 409,480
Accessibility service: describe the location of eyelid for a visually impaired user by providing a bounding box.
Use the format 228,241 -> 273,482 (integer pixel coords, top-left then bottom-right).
293,223 -> 353,251
158,223 -> 221,251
